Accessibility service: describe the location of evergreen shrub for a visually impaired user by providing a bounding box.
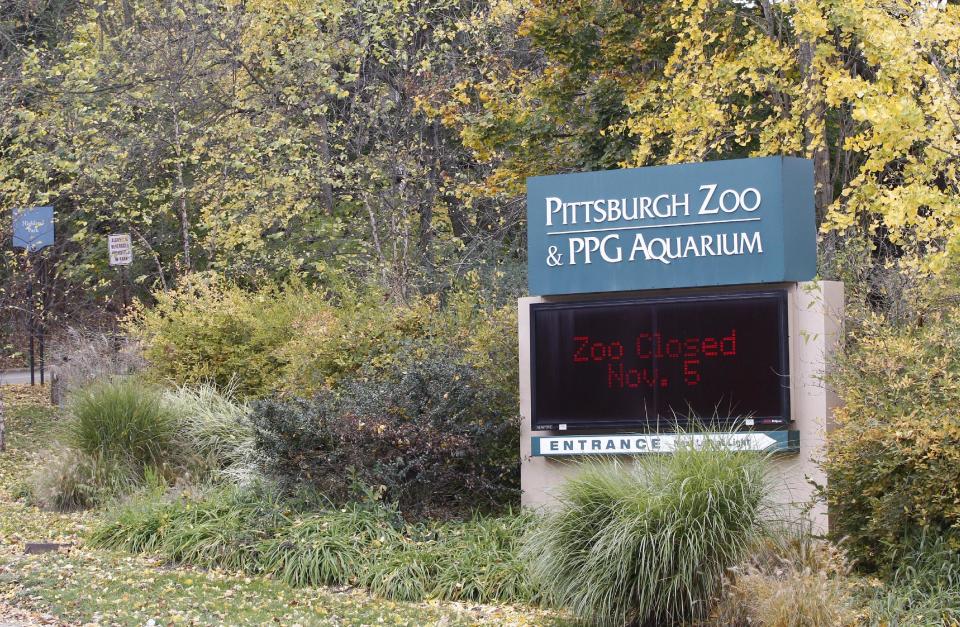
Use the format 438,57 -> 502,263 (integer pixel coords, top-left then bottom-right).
825,308 -> 960,571
249,344 -> 519,517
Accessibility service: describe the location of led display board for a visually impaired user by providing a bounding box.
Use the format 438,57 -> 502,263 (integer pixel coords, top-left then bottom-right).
530,291 -> 789,431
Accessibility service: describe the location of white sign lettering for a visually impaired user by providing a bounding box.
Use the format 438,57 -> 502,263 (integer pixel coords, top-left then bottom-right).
534,432 -> 786,456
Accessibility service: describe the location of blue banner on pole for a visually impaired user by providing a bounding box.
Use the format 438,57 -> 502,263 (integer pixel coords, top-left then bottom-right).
526,157 -> 816,295
12,206 -> 54,251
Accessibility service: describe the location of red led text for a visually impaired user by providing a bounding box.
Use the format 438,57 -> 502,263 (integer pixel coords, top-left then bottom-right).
572,330 -> 737,388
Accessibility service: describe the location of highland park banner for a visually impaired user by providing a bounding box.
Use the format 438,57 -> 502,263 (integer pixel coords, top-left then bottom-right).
526,157 -> 816,296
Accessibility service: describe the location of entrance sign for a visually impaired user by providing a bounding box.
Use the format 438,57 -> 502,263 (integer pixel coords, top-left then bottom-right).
531,431 -> 799,457
12,206 -> 54,251
530,291 -> 789,430
108,233 -> 133,266
526,157 -> 815,296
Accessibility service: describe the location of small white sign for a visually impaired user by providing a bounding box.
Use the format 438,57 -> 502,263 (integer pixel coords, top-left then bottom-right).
533,432 -> 789,457
108,233 -> 133,266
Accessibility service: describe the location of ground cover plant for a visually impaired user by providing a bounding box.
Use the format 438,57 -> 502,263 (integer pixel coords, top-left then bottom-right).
89,484 -> 536,605
524,446 -> 771,626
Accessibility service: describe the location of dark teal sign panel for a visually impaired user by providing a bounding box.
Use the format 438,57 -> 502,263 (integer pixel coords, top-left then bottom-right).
526,157 -> 816,295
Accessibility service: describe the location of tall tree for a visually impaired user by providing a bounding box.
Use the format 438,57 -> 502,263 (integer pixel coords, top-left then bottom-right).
451,0 -> 960,274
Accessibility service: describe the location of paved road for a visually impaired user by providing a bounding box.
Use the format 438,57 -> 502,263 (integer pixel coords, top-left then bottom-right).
0,368 -> 48,385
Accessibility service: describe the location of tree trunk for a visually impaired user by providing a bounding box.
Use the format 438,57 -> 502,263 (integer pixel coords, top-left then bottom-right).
798,40 -> 833,225
173,111 -> 193,273
0,389 -> 6,452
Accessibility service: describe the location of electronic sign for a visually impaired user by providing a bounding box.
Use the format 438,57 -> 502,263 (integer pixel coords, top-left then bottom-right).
530,291 -> 789,431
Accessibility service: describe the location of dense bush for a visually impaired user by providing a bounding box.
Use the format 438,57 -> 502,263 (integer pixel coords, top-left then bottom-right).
250,345 -> 519,517
135,274 -> 331,397
524,447 -> 770,626
134,273 -> 519,404
90,484 -> 535,605
824,308 -> 960,571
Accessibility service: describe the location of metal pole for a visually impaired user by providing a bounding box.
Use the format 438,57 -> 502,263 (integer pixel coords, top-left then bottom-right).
38,254 -> 44,386
27,276 -> 34,386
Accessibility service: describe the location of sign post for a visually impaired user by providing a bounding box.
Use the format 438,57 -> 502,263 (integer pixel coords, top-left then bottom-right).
108,234 -> 133,312
12,206 -> 55,386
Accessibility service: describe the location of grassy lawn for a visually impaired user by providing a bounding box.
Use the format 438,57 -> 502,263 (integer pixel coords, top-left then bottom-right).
0,385 -> 561,626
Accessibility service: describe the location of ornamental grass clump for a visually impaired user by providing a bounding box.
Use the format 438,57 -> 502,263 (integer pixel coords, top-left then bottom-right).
524,443 -> 771,626
66,379 -> 182,471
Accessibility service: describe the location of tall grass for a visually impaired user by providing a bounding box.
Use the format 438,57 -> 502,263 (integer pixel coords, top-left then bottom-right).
32,380 -> 258,511
523,443 -> 771,625
712,521 -> 858,626
161,383 -> 256,482
66,379 -> 181,470
868,532 -> 960,624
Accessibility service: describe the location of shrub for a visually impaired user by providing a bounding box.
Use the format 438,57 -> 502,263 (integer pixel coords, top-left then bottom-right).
135,274 -> 332,397
524,446 -> 770,626
66,379 -> 183,472
712,524 -> 859,626
824,308 -> 960,571
134,273 -> 520,404
250,345 -> 519,517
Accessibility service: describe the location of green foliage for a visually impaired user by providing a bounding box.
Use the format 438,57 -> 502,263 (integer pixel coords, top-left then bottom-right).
524,448 -> 770,626
90,485 -> 537,605
65,379 -> 182,473
1,0 -> 516,299
867,533 -> 960,625
824,307 -> 960,571
31,378 -> 255,511
136,275 -> 332,397
135,274 -> 520,403
250,343 -> 519,517
160,383 -> 256,482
